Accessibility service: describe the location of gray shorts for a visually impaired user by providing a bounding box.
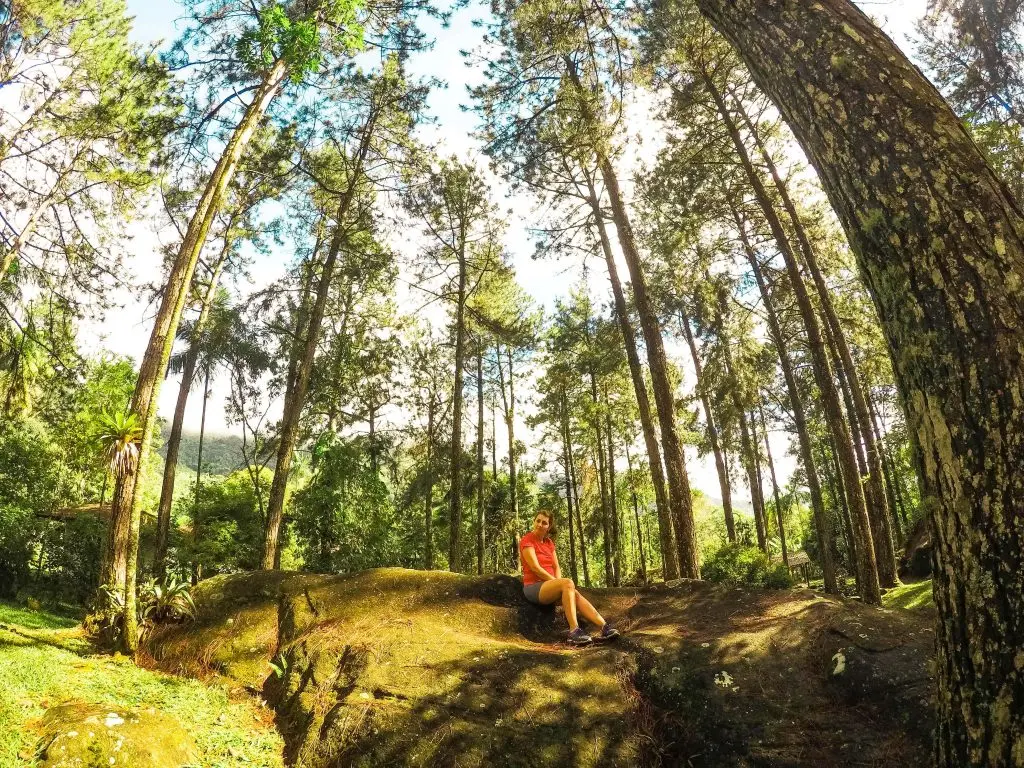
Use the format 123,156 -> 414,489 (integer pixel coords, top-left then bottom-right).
523,582 -> 544,604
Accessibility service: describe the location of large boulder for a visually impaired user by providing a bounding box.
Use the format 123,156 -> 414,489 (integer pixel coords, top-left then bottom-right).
36,701 -> 198,768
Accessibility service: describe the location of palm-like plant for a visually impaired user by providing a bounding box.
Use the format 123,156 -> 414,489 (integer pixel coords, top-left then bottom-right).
97,410 -> 143,480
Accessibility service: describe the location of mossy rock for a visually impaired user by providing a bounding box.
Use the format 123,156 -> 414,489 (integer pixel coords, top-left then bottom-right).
36,701 -> 198,767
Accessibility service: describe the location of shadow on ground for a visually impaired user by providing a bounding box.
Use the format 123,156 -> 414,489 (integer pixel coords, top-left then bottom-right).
145,569 -> 935,768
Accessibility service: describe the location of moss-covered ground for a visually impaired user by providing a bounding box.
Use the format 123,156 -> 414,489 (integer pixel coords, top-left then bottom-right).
883,579 -> 935,613
0,602 -> 284,768
146,569 -> 937,767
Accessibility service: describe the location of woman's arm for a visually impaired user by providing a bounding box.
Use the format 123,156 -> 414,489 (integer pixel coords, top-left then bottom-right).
552,549 -> 562,580
522,547 -> 555,581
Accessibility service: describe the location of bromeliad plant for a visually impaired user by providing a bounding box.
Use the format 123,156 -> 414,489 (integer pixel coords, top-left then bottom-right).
89,577 -> 196,647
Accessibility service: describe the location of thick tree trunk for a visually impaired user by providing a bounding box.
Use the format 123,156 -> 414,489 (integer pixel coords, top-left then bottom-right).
586,173 -> 678,578
701,68 -> 879,603
696,1 -> 1024,758
742,237 -> 836,591
154,252 -> 228,580
678,311 -> 735,541
112,59 -> 289,652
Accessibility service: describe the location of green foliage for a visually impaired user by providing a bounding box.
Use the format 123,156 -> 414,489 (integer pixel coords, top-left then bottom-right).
292,435 -> 399,573
701,544 -> 794,589
176,469 -> 273,576
97,410 -> 143,479
236,1 -> 365,82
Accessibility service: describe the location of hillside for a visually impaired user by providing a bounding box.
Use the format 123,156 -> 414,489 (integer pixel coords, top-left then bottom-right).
145,570 -> 935,767
154,432 -> 268,476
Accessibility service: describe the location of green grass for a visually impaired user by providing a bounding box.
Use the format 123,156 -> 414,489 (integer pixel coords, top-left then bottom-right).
883,579 -> 935,612
0,601 -> 284,768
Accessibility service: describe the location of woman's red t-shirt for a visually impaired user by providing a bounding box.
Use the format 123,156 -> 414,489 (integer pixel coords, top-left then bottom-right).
519,531 -> 556,586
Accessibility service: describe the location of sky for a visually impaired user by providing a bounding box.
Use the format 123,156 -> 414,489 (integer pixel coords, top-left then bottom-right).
100,0 -> 928,501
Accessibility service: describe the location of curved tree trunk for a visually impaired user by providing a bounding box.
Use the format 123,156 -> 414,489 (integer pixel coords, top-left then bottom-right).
695,0 -> 1024,755
586,172 -> 678,578
112,59 -> 290,653
154,252 -> 228,580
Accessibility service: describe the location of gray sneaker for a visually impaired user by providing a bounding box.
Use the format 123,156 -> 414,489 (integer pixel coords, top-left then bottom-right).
567,627 -> 593,645
597,622 -> 619,641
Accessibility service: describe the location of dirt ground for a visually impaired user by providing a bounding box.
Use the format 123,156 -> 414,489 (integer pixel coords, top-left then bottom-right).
144,569 -> 934,767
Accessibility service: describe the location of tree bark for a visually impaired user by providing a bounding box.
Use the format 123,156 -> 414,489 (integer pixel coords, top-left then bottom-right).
699,68 -> 880,603
742,235 -> 836,591
586,171 -> 678,578
695,1 -> 1024,758
154,251 -> 228,580
111,59 -> 289,652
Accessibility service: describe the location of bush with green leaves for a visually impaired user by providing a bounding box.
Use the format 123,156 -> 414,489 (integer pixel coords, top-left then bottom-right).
701,544 -> 794,589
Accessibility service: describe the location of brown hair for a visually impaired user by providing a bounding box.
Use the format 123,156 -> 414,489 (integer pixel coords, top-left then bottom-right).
534,509 -> 557,538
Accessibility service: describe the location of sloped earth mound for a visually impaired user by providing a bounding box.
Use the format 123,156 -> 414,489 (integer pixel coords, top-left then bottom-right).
144,569 -> 935,767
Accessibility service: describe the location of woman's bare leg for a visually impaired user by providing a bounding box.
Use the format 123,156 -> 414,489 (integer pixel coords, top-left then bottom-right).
538,578 -> 579,630
575,593 -> 605,628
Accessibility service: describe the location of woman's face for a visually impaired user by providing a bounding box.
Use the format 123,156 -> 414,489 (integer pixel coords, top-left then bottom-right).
533,514 -> 551,538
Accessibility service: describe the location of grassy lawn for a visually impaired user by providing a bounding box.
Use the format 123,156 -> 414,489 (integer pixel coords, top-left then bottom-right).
883,579 -> 935,612
0,602 -> 284,768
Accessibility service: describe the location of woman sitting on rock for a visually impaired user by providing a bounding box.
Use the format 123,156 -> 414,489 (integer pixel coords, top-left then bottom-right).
519,510 -> 619,646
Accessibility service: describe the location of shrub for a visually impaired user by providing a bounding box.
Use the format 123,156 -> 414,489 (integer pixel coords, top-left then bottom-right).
701,544 -> 794,589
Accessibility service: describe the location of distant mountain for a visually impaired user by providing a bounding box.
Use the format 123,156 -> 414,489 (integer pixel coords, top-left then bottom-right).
155,432 -> 255,475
